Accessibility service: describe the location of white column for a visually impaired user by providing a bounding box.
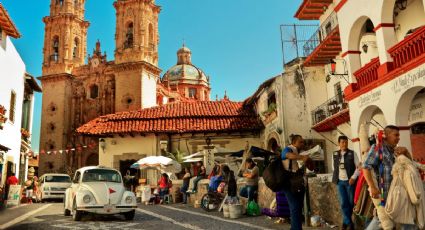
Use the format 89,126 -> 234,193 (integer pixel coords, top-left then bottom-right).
374,26 -> 397,64
344,53 -> 361,83
398,129 -> 412,153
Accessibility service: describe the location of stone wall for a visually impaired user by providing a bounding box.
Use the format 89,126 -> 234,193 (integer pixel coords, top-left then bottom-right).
257,178 -> 275,209
308,175 -> 342,226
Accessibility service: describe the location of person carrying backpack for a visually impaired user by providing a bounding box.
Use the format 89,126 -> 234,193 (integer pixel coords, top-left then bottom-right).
281,134 -> 309,230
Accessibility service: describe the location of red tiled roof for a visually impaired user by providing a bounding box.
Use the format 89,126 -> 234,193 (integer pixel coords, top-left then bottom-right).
77,101 -> 264,136
0,3 -> 20,38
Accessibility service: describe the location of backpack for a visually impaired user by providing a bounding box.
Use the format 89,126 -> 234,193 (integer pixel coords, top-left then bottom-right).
263,155 -> 289,192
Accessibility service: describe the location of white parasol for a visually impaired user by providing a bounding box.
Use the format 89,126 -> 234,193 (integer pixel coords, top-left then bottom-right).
131,156 -> 181,173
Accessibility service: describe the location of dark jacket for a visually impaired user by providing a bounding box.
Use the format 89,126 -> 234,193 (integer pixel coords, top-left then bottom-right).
332,149 -> 356,184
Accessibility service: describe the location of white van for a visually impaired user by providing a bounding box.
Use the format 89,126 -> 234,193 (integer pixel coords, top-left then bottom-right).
39,174 -> 72,201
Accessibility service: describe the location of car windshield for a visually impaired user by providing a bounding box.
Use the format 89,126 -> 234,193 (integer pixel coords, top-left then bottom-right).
82,169 -> 122,183
45,175 -> 71,183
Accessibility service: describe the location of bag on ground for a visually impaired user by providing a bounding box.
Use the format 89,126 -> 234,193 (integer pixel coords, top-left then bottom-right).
246,201 -> 261,216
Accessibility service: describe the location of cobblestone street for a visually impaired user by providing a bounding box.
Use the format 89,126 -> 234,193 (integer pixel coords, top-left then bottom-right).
0,202 -> 320,230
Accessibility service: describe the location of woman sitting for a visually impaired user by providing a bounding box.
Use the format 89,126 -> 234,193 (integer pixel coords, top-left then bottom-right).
157,173 -> 172,202
208,165 -> 223,192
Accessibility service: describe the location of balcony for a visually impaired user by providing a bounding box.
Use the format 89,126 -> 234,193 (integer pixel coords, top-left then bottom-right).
345,25 -> 425,101
311,94 -> 349,132
388,26 -> 425,70
303,12 -> 341,66
295,0 -> 333,20
353,57 -> 380,89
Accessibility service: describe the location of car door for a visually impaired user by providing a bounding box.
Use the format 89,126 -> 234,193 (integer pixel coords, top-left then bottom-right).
68,171 -> 81,208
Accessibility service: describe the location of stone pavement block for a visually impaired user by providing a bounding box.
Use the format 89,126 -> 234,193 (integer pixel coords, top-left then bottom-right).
0,203 -> 45,226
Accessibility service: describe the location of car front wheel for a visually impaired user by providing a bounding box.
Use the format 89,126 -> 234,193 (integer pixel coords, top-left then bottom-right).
72,200 -> 82,221
123,210 -> 135,220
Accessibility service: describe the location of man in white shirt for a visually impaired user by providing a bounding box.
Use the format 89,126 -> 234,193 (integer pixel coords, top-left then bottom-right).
332,136 -> 360,230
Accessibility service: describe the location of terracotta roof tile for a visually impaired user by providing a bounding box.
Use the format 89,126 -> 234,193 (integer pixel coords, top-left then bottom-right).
77,101 -> 263,136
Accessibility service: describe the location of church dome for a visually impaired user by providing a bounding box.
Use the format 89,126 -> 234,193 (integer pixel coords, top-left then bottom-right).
162,45 -> 209,87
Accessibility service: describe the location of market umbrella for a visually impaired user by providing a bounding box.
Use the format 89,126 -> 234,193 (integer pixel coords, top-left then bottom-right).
182,151 -> 204,160
131,156 -> 181,173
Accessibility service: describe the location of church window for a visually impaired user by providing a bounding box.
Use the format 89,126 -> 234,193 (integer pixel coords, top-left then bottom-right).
74,0 -> 79,8
52,36 -> 59,62
124,22 -> 134,49
49,123 -> 56,132
56,0 -> 64,6
148,24 -> 154,45
90,85 -> 99,99
189,88 -> 197,98
73,38 -> 79,59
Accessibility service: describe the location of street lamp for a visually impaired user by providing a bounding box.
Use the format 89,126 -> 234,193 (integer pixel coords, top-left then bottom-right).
205,137 -> 211,146
396,0 -> 408,10
99,138 -> 106,153
326,59 -> 350,84
362,43 -> 368,53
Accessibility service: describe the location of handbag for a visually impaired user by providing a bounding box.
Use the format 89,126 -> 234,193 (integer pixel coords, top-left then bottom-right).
289,160 -> 305,194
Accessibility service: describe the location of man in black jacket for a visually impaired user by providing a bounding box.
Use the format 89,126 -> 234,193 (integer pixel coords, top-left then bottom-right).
332,136 -> 360,230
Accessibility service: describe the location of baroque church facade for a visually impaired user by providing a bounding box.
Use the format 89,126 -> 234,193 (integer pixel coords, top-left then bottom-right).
38,0 -> 211,175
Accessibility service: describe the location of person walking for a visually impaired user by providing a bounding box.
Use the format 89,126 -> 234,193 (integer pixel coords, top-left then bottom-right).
281,134 -> 309,230
363,125 -> 416,230
332,136 -> 360,230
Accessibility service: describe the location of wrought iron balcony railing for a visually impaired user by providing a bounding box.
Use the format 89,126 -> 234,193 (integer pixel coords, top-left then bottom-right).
311,94 -> 348,125
303,11 -> 339,57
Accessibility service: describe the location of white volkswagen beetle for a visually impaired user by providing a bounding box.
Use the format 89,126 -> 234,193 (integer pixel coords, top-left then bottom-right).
64,166 -> 137,221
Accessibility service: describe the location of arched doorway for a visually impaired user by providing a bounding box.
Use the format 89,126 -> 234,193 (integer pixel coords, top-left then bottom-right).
381,0 -> 425,42
399,87 -> 425,159
357,105 -> 387,158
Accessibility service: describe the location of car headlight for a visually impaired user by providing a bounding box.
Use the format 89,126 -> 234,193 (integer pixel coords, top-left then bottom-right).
125,196 -> 133,204
83,194 -> 91,203
44,187 -> 50,191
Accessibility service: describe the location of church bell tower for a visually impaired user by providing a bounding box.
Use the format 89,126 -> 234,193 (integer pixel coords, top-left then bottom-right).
42,0 -> 89,75
113,0 -> 160,66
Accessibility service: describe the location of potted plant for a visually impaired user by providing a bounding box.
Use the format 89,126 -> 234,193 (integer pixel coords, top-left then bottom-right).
0,115 -> 7,130
262,103 -> 277,123
21,128 -> 31,141
0,105 -> 6,115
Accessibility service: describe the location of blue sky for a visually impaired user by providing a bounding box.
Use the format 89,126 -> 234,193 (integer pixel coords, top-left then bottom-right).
2,0 -> 307,151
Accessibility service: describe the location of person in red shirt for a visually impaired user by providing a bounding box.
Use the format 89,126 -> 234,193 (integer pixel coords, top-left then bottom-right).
157,173 -> 172,201
7,173 -> 19,185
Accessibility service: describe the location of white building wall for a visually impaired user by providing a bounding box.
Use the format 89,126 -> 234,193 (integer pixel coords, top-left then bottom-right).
349,62 -> 425,155
0,35 -> 26,183
98,135 -> 158,168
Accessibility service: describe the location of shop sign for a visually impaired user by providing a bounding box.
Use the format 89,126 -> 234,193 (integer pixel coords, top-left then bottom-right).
358,89 -> 382,108
408,94 -> 425,124
6,185 -> 21,207
392,67 -> 425,95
